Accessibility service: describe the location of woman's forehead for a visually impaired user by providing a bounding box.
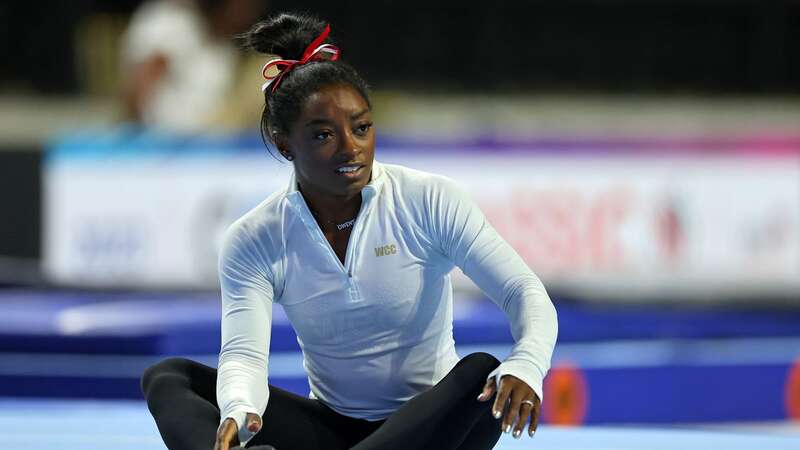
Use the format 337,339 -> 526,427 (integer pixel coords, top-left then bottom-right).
299,84 -> 370,120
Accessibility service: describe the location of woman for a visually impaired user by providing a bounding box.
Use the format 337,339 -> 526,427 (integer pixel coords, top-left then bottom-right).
141,13 -> 557,450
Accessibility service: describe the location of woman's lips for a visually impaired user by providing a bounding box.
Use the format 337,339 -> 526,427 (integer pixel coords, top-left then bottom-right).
335,164 -> 365,179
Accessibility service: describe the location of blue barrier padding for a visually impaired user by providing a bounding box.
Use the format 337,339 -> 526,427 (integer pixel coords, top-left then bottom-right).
2,291 -> 800,356
583,364 -> 790,423
554,300 -> 800,342
0,375 -> 144,399
0,334 -> 163,355
0,374 -> 310,402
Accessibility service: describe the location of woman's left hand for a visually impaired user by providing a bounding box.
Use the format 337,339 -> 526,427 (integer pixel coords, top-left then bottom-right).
477,374 -> 540,438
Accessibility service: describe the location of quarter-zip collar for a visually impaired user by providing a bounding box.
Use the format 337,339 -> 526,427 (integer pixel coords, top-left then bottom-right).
285,161 -> 385,287
286,160 -> 385,214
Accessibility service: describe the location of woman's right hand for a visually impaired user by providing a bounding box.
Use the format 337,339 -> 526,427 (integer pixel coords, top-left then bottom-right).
214,413 -> 263,450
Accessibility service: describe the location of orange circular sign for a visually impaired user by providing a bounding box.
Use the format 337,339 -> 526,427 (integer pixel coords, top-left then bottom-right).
542,363 -> 588,425
786,359 -> 800,421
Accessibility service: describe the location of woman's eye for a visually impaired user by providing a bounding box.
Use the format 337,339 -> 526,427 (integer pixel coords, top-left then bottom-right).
355,122 -> 373,135
313,131 -> 332,141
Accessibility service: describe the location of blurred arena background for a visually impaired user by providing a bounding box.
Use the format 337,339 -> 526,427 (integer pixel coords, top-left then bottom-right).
1,0 -> 800,449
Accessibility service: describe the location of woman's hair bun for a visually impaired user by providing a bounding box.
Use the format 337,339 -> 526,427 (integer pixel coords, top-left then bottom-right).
241,13 -> 331,60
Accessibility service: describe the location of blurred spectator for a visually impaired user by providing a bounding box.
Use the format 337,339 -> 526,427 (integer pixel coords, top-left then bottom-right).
120,0 -> 266,132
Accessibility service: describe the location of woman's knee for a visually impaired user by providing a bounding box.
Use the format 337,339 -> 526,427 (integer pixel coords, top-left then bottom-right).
445,353 -> 501,391
141,357 -> 195,398
459,352 -> 500,375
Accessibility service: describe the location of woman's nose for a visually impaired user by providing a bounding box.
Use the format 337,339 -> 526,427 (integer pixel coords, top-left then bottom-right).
339,130 -> 360,158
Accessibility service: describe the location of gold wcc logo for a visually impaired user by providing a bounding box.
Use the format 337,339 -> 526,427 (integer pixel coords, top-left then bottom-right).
374,244 -> 397,257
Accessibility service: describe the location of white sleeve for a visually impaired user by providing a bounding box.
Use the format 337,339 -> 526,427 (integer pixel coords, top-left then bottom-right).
427,177 -> 558,402
216,224 -> 273,445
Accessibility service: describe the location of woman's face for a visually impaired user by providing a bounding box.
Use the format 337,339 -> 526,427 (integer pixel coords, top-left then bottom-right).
281,84 -> 375,200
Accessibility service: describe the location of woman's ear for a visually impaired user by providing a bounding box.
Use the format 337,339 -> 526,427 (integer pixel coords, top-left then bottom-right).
273,132 -> 294,161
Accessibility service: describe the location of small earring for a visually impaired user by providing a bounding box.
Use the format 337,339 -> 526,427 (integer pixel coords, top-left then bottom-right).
285,154 -> 294,161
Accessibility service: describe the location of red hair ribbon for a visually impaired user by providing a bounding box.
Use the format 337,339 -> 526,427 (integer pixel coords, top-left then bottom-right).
261,24 -> 340,93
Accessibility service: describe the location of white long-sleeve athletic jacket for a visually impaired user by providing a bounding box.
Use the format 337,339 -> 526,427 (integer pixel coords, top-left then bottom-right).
216,161 -> 558,442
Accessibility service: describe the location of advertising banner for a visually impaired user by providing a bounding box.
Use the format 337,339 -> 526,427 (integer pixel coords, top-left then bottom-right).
44,133 -> 800,301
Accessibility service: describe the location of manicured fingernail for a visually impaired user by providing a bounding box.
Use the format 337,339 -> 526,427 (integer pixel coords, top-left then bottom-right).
476,393 -> 484,400
530,429 -> 536,437
504,424 -> 511,433
513,429 -> 521,439
493,410 -> 501,419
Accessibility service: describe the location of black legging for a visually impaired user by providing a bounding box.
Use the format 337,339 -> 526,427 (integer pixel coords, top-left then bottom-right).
142,352 -> 503,450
